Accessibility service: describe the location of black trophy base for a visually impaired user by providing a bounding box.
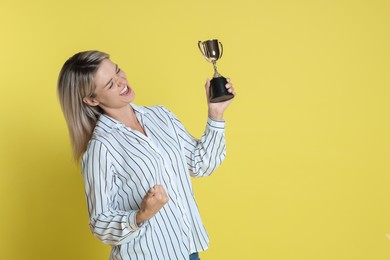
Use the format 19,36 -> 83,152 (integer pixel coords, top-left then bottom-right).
210,76 -> 234,103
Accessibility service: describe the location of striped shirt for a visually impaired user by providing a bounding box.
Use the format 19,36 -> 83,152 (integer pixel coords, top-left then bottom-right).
81,104 -> 226,260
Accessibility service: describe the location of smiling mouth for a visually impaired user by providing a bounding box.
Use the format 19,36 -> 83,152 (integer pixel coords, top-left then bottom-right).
120,85 -> 131,96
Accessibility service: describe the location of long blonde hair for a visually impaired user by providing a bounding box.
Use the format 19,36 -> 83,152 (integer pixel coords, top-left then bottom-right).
57,50 -> 109,161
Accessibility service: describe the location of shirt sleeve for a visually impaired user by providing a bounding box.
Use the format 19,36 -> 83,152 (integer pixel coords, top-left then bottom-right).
161,106 -> 227,177
81,139 -> 143,246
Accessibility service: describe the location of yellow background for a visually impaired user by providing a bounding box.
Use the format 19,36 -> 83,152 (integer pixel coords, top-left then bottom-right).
1,0 -> 389,259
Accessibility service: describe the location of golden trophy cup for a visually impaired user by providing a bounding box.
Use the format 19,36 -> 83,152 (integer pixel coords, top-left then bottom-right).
198,39 -> 234,103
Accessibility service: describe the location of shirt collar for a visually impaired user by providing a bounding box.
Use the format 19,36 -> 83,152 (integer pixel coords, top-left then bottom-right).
94,103 -> 149,134
130,103 -> 147,115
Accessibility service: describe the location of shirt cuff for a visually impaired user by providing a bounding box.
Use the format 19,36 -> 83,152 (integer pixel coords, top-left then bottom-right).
207,117 -> 226,130
127,210 -> 144,231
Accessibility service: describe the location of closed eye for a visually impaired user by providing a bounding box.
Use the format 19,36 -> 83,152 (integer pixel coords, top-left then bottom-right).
106,65 -> 120,89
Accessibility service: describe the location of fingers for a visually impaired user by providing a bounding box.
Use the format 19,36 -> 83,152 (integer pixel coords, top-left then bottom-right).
146,185 -> 168,203
207,77 -> 236,95
225,78 -> 236,95
154,185 -> 168,203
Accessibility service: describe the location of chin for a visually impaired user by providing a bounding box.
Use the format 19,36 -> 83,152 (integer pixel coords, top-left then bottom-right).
130,91 -> 135,99
127,93 -> 135,103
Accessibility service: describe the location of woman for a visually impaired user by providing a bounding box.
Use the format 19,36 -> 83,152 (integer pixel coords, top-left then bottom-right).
57,50 -> 235,260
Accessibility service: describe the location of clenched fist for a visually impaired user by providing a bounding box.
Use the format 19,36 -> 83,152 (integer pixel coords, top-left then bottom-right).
136,184 -> 169,224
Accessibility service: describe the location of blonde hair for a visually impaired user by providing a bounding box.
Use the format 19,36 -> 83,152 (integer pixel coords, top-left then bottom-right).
57,50 -> 109,161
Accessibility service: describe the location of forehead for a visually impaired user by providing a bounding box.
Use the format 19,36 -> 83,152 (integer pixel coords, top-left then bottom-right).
94,59 -> 116,87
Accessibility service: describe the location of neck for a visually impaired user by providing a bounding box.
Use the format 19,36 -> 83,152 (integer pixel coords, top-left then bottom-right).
104,104 -> 138,127
104,104 -> 146,136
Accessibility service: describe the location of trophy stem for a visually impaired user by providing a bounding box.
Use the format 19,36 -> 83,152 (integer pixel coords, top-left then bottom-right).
212,61 -> 222,78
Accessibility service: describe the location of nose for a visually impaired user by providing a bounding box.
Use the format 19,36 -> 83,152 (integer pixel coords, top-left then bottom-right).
114,76 -> 126,88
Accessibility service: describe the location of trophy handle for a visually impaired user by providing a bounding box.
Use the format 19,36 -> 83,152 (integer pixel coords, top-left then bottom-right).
219,41 -> 224,59
198,41 -> 206,58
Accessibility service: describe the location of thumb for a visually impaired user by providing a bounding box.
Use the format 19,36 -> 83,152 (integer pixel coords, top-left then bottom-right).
147,187 -> 156,197
205,79 -> 211,101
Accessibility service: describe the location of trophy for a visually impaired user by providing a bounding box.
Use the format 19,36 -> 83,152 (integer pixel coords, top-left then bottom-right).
198,39 -> 234,103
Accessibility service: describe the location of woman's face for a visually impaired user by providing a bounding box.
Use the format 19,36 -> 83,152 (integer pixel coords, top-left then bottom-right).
85,58 -> 135,112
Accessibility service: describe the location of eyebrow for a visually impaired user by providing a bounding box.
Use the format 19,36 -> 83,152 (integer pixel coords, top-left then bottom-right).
104,64 -> 119,88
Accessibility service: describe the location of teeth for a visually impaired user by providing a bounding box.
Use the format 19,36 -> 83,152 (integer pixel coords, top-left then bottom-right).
120,86 -> 128,95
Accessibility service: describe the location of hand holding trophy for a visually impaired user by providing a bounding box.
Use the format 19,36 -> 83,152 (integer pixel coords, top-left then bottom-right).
198,39 -> 234,103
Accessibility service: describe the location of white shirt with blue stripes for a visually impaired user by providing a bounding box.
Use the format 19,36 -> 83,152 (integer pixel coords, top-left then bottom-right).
81,103 -> 226,260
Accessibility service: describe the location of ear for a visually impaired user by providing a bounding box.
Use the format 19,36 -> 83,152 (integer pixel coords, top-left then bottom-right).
83,97 -> 99,107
